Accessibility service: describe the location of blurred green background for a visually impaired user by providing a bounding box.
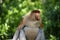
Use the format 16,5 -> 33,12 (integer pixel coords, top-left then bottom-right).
0,0 -> 60,40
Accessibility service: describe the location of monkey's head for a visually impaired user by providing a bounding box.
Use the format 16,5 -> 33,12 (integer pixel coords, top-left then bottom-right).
31,10 -> 40,21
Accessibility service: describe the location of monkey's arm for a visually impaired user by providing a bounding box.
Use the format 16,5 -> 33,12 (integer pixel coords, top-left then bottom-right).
40,17 -> 44,29
17,18 -> 26,30
40,22 -> 44,28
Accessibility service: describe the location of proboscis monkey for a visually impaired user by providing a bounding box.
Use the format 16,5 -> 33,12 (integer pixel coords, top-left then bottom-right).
12,10 -> 45,40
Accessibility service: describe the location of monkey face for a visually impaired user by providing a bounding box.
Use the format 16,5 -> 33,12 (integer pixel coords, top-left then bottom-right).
35,13 -> 40,21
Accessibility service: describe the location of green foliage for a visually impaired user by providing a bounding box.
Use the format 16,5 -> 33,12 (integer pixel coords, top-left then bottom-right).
0,0 -> 60,40
50,35 -> 56,40
42,0 -> 60,39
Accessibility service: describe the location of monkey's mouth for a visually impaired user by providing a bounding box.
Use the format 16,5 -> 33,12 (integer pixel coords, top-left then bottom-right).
35,17 -> 40,21
36,18 -> 40,21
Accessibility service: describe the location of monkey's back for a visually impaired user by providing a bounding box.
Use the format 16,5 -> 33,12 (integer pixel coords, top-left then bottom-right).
24,27 -> 39,40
